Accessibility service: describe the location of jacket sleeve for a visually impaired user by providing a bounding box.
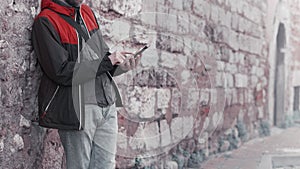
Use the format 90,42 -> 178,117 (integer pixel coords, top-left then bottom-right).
32,17 -> 114,86
108,64 -> 129,77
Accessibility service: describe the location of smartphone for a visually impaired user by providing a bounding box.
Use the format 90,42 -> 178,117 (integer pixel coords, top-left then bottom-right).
133,44 -> 149,58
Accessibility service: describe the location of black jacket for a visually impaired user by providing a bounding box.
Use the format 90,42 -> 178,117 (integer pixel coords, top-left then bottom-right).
32,0 -> 125,130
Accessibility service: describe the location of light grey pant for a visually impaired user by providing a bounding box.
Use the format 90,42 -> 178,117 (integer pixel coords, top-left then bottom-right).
58,104 -> 118,169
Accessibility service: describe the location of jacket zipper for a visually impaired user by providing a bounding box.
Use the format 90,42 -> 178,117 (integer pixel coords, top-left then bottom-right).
76,7 -> 91,130
41,86 -> 60,119
75,11 -> 83,130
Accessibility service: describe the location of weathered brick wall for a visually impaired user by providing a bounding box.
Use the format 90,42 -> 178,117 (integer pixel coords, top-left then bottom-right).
0,0 -> 272,168
97,0 -> 269,168
0,0 -> 46,168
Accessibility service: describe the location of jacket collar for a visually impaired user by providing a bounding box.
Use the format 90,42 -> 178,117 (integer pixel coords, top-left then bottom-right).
41,0 -> 78,16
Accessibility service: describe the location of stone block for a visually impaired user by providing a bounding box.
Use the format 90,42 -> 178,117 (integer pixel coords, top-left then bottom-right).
129,135 -> 145,151
243,5 -> 262,25
234,74 -> 248,88
215,72 -> 225,87
231,89 -> 238,104
202,117 -> 210,132
193,0 -> 210,18
171,117 -> 184,143
19,115 -> 30,128
178,12 -> 190,34
245,89 -> 254,104
178,54 -> 188,68
92,0 -> 110,12
216,61 -> 225,71
219,8 -> 231,27
156,34 -> 184,53
250,75 -> 258,88
180,70 -> 191,85
186,89 -> 200,112
167,0 -> 183,10
141,0 -> 158,11
238,34 -> 250,52
198,132 -> 208,145
231,13 -> 239,30
228,0 -> 239,12
170,37 -> 185,53
160,120 -> 172,147
225,89 -> 232,105
157,88 -> 171,109
183,37 -> 192,56
126,87 -> 156,119
211,112 -> 223,130
141,12 -> 156,26
110,20 -> 131,41
171,88 -> 182,115
210,89 -> 218,105
249,37 -> 263,55
140,49 -> 159,67
189,15 -> 206,37
215,26 -> 230,43
159,51 -> 179,69
111,0 -> 142,17
257,67 -> 264,77
156,12 -> 178,33
144,122 -> 160,151
228,31 -> 239,51
191,41 -> 208,55
236,0 -> 246,14
130,25 -> 155,44
225,63 -> 238,74
183,0 -> 193,10
13,134 -> 24,151
183,116 -> 194,138
199,89 -> 210,105
210,5 -> 219,23
237,89 -> 245,105
225,73 -> 234,88
139,89 -> 156,119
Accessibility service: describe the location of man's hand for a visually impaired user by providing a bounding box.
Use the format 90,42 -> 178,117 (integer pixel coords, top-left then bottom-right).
119,53 -> 142,71
108,51 -> 127,65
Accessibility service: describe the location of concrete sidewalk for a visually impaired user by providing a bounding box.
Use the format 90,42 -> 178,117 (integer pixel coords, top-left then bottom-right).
200,127 -> 300,169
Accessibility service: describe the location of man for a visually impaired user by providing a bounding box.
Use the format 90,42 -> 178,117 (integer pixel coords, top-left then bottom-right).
31,0 -> 140,168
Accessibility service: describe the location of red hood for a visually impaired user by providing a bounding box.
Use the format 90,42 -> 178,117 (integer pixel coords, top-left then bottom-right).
41,0 -> 75,16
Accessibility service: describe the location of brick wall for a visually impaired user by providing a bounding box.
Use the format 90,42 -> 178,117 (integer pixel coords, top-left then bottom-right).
0,0 -> 45,168
99,0 -> 269,167
0,0 -> 278,168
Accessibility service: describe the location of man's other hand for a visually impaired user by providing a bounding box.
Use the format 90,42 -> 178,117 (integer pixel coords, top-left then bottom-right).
108,51 -> 127,65
119,53 -> 141,71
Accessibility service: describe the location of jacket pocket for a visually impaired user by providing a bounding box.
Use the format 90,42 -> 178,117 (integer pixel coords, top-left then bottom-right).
40,86 -> 60,119
44,85 -> 81,129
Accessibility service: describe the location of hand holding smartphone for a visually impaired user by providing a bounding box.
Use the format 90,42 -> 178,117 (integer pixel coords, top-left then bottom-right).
133,44 -> 149,58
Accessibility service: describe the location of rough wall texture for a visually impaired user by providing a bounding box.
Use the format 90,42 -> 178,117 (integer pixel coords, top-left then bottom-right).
0,0 -> 279,168
0,0 -> 45,168
93,0 -> 270,168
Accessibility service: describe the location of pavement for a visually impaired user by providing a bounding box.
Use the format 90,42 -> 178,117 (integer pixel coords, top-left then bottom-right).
200,127 -> 300,169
